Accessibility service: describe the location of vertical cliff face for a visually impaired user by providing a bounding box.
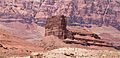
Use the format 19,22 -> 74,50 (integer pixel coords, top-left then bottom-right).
0,0 -> 120,30
39,0 -> 120,23
0,0 -> 120,19
45,15 -> 67,39
1,0 -> 120,20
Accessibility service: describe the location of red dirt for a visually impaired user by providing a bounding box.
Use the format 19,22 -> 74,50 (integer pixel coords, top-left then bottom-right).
0,26 -> 44,57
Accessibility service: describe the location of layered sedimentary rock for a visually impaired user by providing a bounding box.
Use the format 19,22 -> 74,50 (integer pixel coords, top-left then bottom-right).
45,15 -> 67,39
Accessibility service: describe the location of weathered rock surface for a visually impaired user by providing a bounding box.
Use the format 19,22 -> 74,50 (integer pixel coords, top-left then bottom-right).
0,0 -> 120,58
29,48 -> 120,58
45,15 -> 67,39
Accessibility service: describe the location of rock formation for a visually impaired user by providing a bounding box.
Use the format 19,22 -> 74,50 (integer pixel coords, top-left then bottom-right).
45,15 -> 67,39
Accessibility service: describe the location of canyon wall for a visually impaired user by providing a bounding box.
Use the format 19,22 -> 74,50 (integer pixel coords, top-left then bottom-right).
0,0 -> 120,30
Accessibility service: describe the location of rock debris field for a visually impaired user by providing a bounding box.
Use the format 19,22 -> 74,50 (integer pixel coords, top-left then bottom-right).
11,48 -> 120,58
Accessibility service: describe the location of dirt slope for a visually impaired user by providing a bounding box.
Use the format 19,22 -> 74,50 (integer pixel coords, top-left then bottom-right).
0,24 -> 44,57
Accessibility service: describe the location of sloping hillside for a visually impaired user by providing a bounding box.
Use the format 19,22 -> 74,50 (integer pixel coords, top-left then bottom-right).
0,24 -> 44,57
